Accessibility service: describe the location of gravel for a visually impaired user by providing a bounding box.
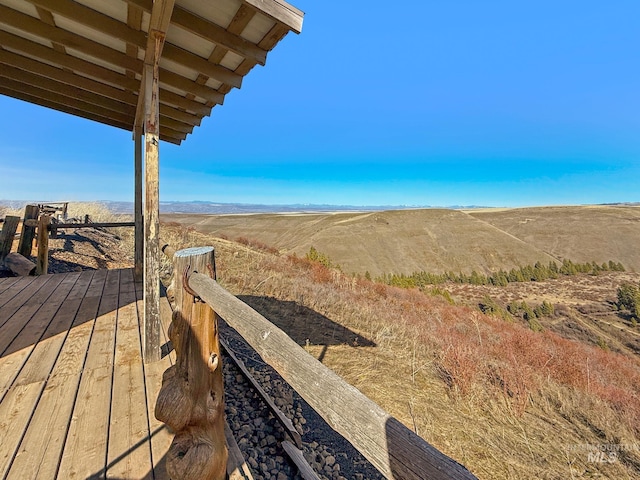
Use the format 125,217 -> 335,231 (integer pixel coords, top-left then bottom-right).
221,321 -> 384,480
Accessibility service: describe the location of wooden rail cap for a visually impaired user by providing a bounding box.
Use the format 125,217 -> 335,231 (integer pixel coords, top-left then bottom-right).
187,272 -> 478,480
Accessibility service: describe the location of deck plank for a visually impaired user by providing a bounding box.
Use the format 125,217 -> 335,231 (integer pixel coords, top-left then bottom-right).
3,273 -> 81,361
0,275 -> 39,309
0,275 -> 56,330
106,269 -> 154,480
57,269 -> 120,480
142,293 -> 175,480
0,273 -> 84,478
0,382 -> 45,477
0,275 -> 51,316
0,269 -> 169,480
5,271 -> 98,480
0,273 -> 75,401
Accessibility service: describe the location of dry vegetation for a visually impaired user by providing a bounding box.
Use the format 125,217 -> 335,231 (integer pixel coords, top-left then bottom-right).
160,222 -> 640,480
4,202 -> 638,478
162,205 -> 640,276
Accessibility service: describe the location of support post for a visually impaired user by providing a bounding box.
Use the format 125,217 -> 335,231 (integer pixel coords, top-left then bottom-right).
134,126 -> 143,282
143,36 -> 162,363
17,204 -> 39,257
0,215 -> 20,261
155,246 -> 227,480
36,215 -> 51,275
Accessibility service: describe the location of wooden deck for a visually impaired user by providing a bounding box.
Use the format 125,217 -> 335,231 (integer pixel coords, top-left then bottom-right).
0,269 -> 174,480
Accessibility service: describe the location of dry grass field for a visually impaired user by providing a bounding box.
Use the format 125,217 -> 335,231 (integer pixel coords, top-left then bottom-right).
158,213 -> 640,480
162,205 -> 640,276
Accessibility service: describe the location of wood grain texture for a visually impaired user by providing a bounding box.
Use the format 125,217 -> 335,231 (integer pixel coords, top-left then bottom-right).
107,269 -> 154,479
0,269 -> 170,479
0,215 -> 19,261
156,247 -> 227,480
17,205 -> 38,258
189,273 -> 477,480
36,215 -> 50,275
4,252 -> 36,277
143,57 -> 161,363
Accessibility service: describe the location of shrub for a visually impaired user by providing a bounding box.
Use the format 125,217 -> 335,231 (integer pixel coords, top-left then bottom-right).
617,282 -> 640,318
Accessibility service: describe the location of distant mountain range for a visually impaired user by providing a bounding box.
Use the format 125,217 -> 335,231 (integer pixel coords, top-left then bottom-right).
102,201 -> 490,215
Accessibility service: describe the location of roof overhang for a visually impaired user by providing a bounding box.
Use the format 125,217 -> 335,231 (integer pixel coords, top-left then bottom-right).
0,0 -> 304,144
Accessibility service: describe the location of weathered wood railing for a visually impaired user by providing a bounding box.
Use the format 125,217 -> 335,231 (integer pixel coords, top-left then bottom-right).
156,246 -> 227,480
160,246 -> 478,480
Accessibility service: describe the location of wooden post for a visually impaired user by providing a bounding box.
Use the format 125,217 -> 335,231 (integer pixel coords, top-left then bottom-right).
5,252 -> 36,276
17,204 -> 39,257
0,215 -> 20,261
155,246 -> 227,480
36,215 -> 51,275
143,35 -> 162,363
50,217 -> 59,239
134,126 -> 143,282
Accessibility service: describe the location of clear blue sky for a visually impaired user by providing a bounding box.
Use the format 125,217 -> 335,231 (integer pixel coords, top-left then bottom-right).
1,1 -> 638,207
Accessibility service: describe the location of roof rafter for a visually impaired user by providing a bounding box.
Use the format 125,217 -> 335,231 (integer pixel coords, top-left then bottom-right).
0,0 -> 304,145
124,0 -> 269,65
0,29 -> 216,115
27,0 -> 243,88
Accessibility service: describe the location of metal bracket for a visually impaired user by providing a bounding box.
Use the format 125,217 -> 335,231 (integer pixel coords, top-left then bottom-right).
182,264 -> 216,303
182,265 -> 203,302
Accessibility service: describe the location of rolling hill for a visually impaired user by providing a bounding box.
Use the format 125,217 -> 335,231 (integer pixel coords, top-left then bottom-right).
162,205 -> 640,276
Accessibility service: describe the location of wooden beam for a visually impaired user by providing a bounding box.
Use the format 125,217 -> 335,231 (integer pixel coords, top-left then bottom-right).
0,76 -> 132,124
124,0 -> 269,65
0,31 -> 216,115
0,216 -> 19,262
0,7 -> 223,106
143,34 -> 164,363
5,252 -> 36,276
0,5 -> 141,72
36,215 -> 51,275
0,30 -> 138,90
0,48 -> 137,106
27,0 -> 242,88
170,6 -> 268,66
0,85 -> 185,145
134,127 -> 143,283
243,0 -> 304,34
0,57 -> 201,128
17,205 -> 39,258
0,64 -> 136,118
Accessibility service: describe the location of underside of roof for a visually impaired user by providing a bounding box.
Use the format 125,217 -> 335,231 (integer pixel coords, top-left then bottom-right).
0,0 -> 304,144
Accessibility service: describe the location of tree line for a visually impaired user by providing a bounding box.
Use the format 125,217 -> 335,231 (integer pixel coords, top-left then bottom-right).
376,259 -> 625,289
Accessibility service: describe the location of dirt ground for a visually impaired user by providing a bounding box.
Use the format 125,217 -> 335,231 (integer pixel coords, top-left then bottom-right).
0,226 -> 133,277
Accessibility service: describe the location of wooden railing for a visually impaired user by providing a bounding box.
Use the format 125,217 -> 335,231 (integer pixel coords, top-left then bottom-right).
1,204 -> 135,276
160,246 -> 478,480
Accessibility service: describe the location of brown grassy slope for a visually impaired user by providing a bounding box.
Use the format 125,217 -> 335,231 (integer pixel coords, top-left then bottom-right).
162,209 -> 559,276
469,205 -> 640,272
161,223 -> 640,480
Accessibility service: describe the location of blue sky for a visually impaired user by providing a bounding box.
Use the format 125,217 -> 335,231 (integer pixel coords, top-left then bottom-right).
1,1 -> 638,207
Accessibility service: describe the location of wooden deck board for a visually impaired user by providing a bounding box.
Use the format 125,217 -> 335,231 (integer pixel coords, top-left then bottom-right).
0,275 -> 58,330
107,269 -> 153,480
58,269 -> 120,480
141,292 -> 175,480
6,271 -> 96,480
0,269 -> 172,480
